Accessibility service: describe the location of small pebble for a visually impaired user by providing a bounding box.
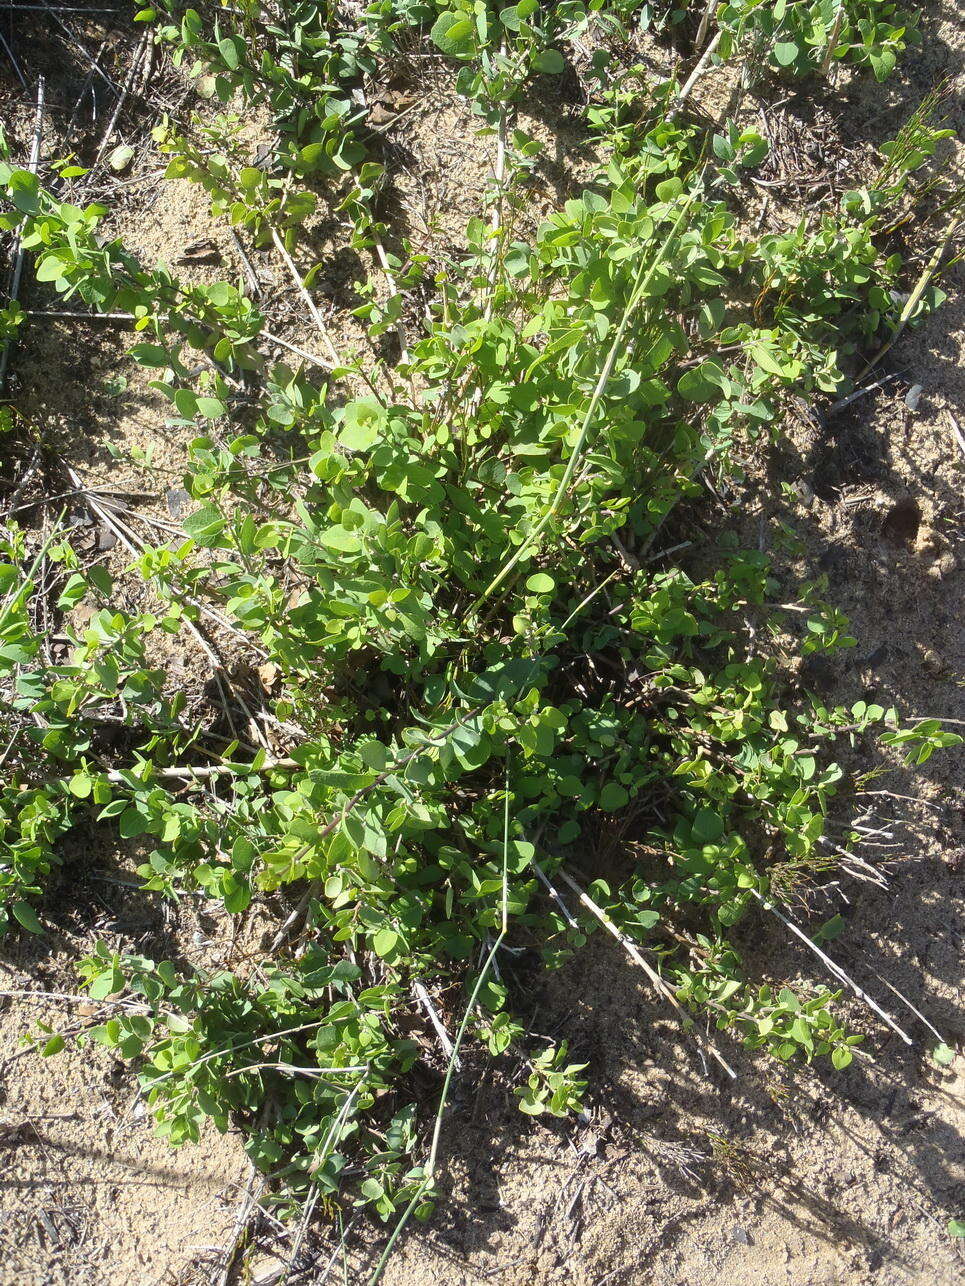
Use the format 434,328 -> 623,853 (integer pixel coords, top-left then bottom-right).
792,480 -> 814,507
166,487 -> 190,519
922,648 -> 944,677
904,383 -> 923,412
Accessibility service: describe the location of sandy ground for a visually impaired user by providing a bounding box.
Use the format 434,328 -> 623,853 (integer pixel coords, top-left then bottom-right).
0,4 -> 962,1284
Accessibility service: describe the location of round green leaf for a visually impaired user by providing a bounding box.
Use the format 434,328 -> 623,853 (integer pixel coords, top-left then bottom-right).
773,41 -> 800,66
534,48 -> 564,75
430,12 -> 475,58
678,361 -> 724,403
598,782 -> 628,811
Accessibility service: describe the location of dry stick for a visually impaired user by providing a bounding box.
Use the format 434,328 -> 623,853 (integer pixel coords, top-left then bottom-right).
859,215 -> 964,379
92,27 -> 149,168
548,865 -> 737,1080
26,309 -> 136,321
372,238 -> 410,361
481,44 -> 509,327
104,757 -> 298,784
262,328 -> 335,370
468,182 -> 703,614
0,987 -> 145,1007
63,465 -> 267,657
751,893 -> 913,1044
0,27 -> 26,90
0,76 -> 44,393
63,466 -> 271,750
668,30 -> 723,121
278,1083 -> 363,1285
223,1060 -> 367,1079
228,228 -> 262,298
317,1217 -> 358,1286
23,302 -> 332,375
214,1165 -> 265,1286
828,371 -> 900,413
355,88 -> 410,361
871,973 -> 944,1044
46,5 -> 120,95
413,981 -> 458,1066
694,0 -> 717,51
820,2 -> 846,76
270,228 -> 341,367
144,1019 -> 340,1095
277,1186 -> 320,1286
531,861 -> 579,931
948,411 -> 965,461
368,765 -> 512,1286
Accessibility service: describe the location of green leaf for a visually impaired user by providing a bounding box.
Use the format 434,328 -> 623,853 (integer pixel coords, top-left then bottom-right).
88,967 -> 124,1000
68,772 -> 93,799
430,12 -> 475,58
525,573 -> 555,594
831,1046 -> 853,1070
798,755 -> 817,781
183,503 -> 225,546
57,573 -> 88,610
118,807 -> 149,839
129,343 -> 171,369
533,48 -> 564,75
218,36 -> 240,69
932,1043 -> 956,1067
691,808 -> 724,842
373,928 -> 399,959
12,901 -> 43,934
318,526 -> 363,553
773,41 -> 800,66
339,397 -> 386,452
677,361 -> 724,403
598,782 -> 628,811
223,880 -> 252,914
35,256 -> 67,283
195,397 -> 225,420
949,1220 -> 965,1238
42,1034 -> 66,1056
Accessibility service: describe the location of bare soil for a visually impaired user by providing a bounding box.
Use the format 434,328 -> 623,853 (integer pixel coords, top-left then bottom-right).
0,5 -> 962,1285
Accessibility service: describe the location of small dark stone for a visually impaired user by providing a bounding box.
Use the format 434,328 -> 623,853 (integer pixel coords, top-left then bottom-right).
166,487 -> 190,519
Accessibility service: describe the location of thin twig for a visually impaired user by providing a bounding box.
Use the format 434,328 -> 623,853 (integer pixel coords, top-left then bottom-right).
0,76 -> 44,393
213,1165 -> 264,1286
0,27 -> 26,90
228,228 -> 262,298
270,228 -> 341,366
102,757 -> 298,784
547,864 -> 736,1079
860,216 -> 963,378
93,28 -> 149,168
413,981 -> 458,1066
820,2 -> 846,76
262,329 -> 335,371
694,0 -> 716,50
668,31 -> 723,120
752,893 -> 913,1044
